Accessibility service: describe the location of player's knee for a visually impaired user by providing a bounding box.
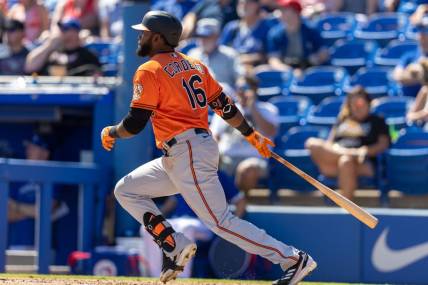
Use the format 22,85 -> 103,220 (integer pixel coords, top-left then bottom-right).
113,179 -> 126,201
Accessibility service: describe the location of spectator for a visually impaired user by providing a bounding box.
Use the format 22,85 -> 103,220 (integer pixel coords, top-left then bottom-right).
0,19 -> 29,75
181,0 -> 238,40
305,86 -> 390,200
188,18 -> 241,88
220,0 -> 277,67
51,0 -> 99,35
210,74 -> 279,193
8,132 -> 69,247
140,171 -> 246,278
99,0 -> 122,40
393,14 -> 428,97
406,58 -> 428,129
25,19 -> 101,76
339,0 -> 378,15
152,0 -> 199,21
7,0 -> 49,43
267,0 -> 329,70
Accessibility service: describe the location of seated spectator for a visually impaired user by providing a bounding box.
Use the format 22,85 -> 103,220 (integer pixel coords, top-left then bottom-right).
7,0 -> 49,43
98,0 -> 122,40
406,58 -> 428,129
51,0 -> 99,35
267,0 -> 329,70
8,132 -> 69,247
305,86 -> 390,200
188,18 -> 241,88
25,19 -> 101,76
339,0 -> 378,15
393,14 -> 428,97
210,74 -> 279,193
0,19 -> 29,75
140,170 -> 246,278
220,0 -> 276,67
181,0 -> 238,40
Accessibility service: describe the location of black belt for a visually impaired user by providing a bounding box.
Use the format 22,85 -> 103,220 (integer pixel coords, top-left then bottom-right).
164,128 -> 209,150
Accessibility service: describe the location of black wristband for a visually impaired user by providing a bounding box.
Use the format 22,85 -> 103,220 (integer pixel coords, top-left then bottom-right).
237,119 -> 254,136
108,126 -> 120,138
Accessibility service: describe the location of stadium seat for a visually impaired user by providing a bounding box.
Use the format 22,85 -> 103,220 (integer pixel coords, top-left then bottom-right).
289,66 -> 348,104
254,66 -> 293,101
371,96 -> 414,128
315,12 -> 357,46
329,40 -> 379,74
268,96 -> 313,136
269,126 -> 329,194
385,128 -> 428,195
353,13 -> 408,47
374,39 -> 418,67
85,41 -> 121,76
306,96 -> 345,127
342,67 -> 396,98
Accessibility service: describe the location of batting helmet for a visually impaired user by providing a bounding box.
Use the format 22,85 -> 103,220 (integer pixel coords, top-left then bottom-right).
132,11 -> 183,47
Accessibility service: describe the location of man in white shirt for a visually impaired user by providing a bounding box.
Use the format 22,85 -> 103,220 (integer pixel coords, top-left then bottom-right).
188,18 -> 241,88
210,74 -> 279,193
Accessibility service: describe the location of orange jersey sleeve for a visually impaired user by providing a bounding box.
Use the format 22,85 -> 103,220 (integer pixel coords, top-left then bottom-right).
202,64 -> 223,103
130,66 -> 160,111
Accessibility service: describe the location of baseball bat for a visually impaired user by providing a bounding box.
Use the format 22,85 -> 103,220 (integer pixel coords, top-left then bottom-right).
271,151 -> 378,229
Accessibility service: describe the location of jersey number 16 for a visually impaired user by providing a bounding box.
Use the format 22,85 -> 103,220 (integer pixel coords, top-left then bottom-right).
182,75 -> 207,109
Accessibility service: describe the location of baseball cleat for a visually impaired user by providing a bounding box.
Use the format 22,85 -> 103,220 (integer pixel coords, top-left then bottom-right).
160,241 -> 197,283
273,251 -> 317,285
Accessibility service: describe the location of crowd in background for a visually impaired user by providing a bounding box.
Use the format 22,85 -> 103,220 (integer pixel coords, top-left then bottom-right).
2,0 -> 428,274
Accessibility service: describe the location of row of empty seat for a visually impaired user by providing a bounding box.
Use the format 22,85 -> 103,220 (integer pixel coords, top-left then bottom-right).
255,64 -> 412,104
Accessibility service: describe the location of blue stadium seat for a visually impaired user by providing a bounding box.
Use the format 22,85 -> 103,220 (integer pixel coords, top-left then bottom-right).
269,126 -> 329,194
254,66 -> 293,101
343,67 -> 396,98
315,12 -> 357,46
306,96 -> 345,127
374,39 -> 418,66
353,13 -> 408,46
289,66 -> 348,104
85,41 -> 121,76
405,22 -> 418,40
371,96 -> 414,128
330,40 -> 378,74
268,96 -> 313,136
178,39 -> 198,54
385,128 -> 428,195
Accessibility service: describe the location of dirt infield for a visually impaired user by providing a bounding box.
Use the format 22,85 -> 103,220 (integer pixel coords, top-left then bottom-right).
0,275 -> 273,285
0,275 -> 356,285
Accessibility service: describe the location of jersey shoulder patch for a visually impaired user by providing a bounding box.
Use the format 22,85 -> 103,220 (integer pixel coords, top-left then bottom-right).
133,83 -> 143,101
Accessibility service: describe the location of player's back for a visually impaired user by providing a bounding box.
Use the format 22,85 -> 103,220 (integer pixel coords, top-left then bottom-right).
131,51 -> 222,148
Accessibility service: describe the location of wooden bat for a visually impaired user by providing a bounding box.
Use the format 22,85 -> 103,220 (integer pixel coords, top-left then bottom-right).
271,151 -> 378,229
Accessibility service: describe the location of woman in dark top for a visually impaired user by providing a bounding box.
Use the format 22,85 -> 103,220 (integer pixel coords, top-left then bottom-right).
305,86 -> 390,200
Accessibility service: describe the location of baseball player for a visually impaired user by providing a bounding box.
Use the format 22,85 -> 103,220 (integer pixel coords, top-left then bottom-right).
101,11 -> 317,285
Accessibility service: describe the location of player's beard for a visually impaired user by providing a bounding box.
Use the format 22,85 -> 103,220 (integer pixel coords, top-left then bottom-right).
137,37 -> 153,57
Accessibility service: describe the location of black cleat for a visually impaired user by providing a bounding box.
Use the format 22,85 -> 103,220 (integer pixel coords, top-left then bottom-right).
273,251 -> 317,285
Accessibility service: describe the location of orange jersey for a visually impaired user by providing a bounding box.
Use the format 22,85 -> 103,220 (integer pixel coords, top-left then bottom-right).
131,51 -> 223,148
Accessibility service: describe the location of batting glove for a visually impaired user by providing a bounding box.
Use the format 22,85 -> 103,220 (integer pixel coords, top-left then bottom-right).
245,130 -> 275,158
101,126 -> 115,151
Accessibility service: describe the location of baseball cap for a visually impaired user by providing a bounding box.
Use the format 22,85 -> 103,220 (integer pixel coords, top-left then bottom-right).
24,133 -> 51,150
132,11 -> 182,47
58,18 -> 81,31
277,0 -> 302,14
195,18 -> 221,37
4,19 -> 24,31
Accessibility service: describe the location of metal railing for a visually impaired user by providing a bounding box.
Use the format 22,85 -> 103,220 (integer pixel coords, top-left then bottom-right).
0,158 -> 108,273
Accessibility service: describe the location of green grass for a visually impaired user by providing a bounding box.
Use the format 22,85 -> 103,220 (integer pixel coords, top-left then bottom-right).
0,274 -> 378,284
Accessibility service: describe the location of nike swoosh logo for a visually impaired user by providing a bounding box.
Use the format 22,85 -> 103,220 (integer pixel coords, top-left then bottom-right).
372,228 -> 428,272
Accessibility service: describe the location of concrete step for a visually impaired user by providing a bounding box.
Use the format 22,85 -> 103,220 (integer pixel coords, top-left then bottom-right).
6,249 -> 69,274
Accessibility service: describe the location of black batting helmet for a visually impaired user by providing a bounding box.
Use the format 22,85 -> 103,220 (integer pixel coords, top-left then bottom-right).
132,11 -> 183,47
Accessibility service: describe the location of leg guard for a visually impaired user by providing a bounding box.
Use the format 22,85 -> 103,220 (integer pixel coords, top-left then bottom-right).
143,212 -> 176,252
